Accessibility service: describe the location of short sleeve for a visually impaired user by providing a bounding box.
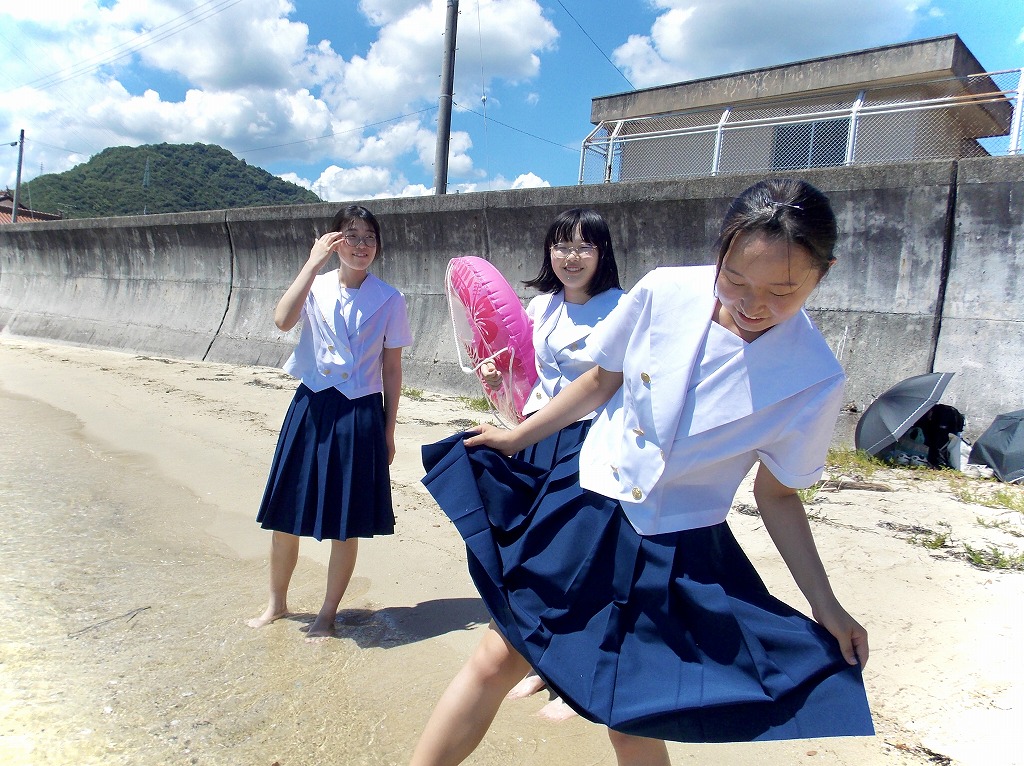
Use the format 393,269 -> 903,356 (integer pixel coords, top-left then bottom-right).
383,292 -> 413,348
587,277 -> 651,373
757,376 -> 845,488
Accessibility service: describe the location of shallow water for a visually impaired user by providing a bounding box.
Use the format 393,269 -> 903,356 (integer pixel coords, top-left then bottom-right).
0,391 -> 430,765
0,386 -> 616,766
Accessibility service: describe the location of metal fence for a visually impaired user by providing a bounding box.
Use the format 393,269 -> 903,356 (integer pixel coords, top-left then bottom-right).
579,69 -> 1024,184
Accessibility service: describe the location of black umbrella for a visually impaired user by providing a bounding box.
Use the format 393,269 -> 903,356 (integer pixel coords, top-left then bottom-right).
969,409 -> 1024,483
854,372 -> 955,456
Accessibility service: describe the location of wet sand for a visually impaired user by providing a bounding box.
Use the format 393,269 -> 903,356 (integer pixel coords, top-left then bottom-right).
1,338 -> 1021,766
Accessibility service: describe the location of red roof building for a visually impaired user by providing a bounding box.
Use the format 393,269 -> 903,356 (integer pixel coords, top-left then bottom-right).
0,190 -> 63,224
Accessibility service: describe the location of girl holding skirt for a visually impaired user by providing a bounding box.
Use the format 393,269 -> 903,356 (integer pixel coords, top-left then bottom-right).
412,179 -> 873,764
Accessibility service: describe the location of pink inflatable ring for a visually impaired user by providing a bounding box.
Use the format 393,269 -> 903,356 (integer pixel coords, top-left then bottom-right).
446,256 -> 537,426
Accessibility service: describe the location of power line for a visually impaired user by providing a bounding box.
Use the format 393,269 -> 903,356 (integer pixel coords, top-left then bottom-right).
22,138 -> 88,157
452,101 -> 578,151
12,0 -> 246,92
237,107 -> 439,154
555,1 -> 635,90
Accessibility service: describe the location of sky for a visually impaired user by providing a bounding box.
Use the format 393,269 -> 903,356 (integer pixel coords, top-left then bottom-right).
2,0 -> 1023,203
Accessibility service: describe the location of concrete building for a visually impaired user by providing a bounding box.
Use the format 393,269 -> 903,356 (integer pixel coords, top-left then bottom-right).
582,35 -> 1020,183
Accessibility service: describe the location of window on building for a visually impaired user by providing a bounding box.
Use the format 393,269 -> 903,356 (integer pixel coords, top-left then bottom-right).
772,118 -> 849,169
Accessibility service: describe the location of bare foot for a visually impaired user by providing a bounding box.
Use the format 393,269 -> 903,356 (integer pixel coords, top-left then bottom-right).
537,696 -> 578,721
507,672 -> 546,700
247,606 -> 288,628
300,617 -> 336,644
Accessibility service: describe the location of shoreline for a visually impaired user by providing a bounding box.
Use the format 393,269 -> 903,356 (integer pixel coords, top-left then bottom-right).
1,337 -> 1021,765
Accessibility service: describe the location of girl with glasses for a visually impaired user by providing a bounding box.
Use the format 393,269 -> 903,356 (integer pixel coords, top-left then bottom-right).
248,205 -> 412,642
478,207 -> 626,718
413,180 -> 872,764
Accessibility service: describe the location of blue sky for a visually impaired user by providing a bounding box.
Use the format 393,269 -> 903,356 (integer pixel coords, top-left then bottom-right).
2,0 -> 1022,202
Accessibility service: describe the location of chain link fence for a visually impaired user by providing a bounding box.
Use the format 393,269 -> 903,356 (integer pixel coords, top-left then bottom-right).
579,69 -> 1023,184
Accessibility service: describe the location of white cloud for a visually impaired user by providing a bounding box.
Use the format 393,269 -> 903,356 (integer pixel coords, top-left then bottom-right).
613,0 -> 935,87
314,164 -> 399,200
323,0 -> 557,120
0,0 -> 560,193
510,172 -> 549,189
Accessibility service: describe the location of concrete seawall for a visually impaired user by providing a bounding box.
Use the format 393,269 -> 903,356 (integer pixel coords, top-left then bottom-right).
2,158 -> 1022,443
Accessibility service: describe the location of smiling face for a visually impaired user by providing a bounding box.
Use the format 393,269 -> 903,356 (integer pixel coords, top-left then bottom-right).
549,225 -> 599,303
714,231 -> 823,342
335,218 -> 379,275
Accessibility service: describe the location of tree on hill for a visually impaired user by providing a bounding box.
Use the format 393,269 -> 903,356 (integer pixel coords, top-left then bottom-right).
23,143 -> 321,219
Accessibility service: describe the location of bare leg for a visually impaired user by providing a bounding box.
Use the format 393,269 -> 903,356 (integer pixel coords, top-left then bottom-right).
247,531 -> 300,628
410,624 -> 531,766
607,729 -> 671,766
303,537 -> 358,643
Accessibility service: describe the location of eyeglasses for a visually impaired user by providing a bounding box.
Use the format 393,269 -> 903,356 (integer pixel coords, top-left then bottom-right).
551,242 -> 598,259
341,234 -> 378,247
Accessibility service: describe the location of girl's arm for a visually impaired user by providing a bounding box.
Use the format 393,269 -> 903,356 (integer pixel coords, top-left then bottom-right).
381,347 -> 403,465
752,464 -> 869,668
464,365 -> 623,454
274,232 -> 347,331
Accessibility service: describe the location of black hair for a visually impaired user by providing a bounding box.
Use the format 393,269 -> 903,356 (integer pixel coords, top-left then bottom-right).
524,208 -> 622,296
715,179 -> 837,277
329,205 -> 383,258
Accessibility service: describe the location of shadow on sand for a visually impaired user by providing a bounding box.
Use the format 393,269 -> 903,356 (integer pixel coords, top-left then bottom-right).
286,596 -> 490,648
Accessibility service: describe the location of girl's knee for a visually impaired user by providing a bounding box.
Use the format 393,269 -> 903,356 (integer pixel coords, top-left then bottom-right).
466,629 -> 527,685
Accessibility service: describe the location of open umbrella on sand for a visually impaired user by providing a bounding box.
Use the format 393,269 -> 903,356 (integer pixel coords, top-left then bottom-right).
969,410 -> 1024,483
854,372 -> 955,456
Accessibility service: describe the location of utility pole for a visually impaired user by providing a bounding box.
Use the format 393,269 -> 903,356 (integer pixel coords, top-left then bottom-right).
142,156 -> 150,215
433,0 -> 458,195
11,129 -> 24,223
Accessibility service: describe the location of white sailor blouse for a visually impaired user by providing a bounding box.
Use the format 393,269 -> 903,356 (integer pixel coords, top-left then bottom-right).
521,288 -> 626,418
283,271 -> 413,398
581,265 -> 845,536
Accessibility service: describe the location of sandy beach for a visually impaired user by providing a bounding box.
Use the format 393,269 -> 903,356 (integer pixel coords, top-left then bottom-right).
1,337 -> 1021,766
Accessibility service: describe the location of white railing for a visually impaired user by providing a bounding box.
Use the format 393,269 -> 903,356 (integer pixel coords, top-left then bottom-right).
580,68 -> 1023,184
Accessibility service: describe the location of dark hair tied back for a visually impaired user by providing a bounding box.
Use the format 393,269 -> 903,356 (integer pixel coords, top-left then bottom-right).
716,179 -> 837,276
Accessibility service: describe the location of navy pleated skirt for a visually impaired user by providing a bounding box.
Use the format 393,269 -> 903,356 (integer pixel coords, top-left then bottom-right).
421,433 -> 874,743
515,418 -> 591,470
257,384 -> 395,541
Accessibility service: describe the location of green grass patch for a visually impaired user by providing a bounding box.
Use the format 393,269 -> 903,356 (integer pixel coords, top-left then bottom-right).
912,521 -> 952,550
963,543 -> 1024,571
797,485 -> 821,504
824,447 -> 881,478
401,385 -> 425,400
457,395 -> 492,413
950,478 -> 1024,513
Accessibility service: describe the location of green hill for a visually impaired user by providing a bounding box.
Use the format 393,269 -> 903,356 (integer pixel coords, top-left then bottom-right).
23,143 -> 321,219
